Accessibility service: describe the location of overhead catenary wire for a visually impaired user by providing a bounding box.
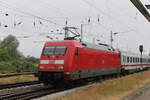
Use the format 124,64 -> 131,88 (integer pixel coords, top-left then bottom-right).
31,0 -> 74,17
81,0 -> 136,31
0,0 -> 64,26
0,0 -> 149,43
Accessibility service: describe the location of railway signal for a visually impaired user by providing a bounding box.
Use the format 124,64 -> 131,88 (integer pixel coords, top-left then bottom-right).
139,45 -> 143,65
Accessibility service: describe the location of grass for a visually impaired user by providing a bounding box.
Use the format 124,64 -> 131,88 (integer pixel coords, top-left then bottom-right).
0,75 -> 37,84
50,70 -> 150,100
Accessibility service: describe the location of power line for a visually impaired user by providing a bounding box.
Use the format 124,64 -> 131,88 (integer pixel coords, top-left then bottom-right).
81,0 -> 135,30
31,0 -> 73,17
0,0 -> 64,26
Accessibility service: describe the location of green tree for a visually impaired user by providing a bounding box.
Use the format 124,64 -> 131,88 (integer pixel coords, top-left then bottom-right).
0,49 -> 10,61
0,35 -> 37,73
25,56 -> 39,63
0,35 -> 19,50
0,35 -> 22,59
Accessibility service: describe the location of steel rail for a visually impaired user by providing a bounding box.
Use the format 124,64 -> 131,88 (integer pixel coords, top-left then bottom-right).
0,80 -> 40,90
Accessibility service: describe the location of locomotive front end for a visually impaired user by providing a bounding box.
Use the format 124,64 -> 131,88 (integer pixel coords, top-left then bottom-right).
38,45 -> 69,85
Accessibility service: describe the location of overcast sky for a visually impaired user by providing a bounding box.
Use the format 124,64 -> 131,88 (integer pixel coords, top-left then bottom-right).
0,0 -> 150,57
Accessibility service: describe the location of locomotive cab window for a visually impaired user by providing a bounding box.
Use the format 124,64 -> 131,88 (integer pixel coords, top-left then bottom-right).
54,46 -> 67,55
43,46 -> 67,55
43,46 -> 55,55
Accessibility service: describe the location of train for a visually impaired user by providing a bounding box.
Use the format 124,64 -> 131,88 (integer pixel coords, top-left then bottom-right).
37,40 -> 150,85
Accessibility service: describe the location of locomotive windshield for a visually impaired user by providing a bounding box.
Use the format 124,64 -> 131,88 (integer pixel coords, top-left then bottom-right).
43,46 -> 67,55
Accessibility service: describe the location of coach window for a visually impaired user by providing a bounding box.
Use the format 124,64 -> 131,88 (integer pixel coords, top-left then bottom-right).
130,57 -> 132,63
123,56 -> 126,62
139,58 -> 140,62
149,59 -> 150,63
142,59 -> 144,63
146,59 -> 148,63
127,57 -> 129,63
133,58 -> 135,63
139,58 -> 141,63
135,58 -> 136,63
141,58 -> 142,62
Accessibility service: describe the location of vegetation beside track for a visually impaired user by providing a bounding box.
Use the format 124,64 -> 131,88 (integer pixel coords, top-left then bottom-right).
50,70 -> 150,100
0,75 -> 37,84
0,35 -> 38,73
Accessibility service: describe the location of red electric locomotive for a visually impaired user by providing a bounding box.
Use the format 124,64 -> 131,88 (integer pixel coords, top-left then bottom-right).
38,40 -> 122,85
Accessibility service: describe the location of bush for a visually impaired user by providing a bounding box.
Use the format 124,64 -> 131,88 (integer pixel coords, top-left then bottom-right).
0,62 -> 15,73
0,60 -> 37,73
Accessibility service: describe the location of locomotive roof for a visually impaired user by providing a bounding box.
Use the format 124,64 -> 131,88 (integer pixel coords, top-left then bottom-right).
81,41 -> 116,52
45,40 -> 81,45
45,40 -> 117,52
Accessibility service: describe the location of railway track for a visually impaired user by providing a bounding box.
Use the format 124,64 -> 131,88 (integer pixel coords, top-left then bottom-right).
0,86 -> 50,100
0,80 -> 40,90
0,72 -> 37,78
0,84 -> 79,100
0,72 -> 136,100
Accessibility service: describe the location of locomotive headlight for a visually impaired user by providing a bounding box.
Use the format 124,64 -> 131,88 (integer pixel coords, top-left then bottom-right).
58,66 -> 64,69
39,66 -> 44,69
